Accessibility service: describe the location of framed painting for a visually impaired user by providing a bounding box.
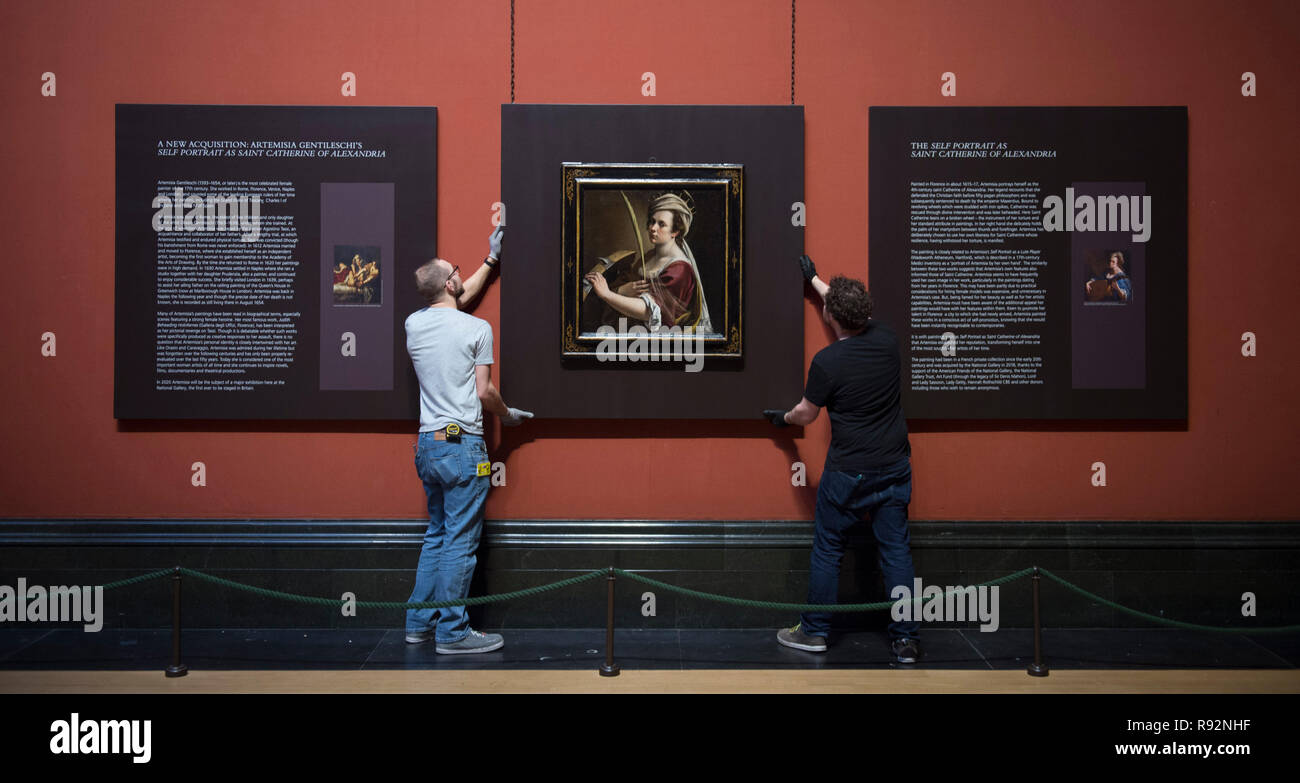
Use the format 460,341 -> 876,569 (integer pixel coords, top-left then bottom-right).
561,163 -> 743,358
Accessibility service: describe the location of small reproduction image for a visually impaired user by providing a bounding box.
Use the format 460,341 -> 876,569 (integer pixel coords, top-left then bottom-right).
1083,249 -> 1133,305
332,245 -> 381,306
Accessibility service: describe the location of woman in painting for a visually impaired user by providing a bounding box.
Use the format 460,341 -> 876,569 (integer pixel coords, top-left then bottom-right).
358,259 -> 379,287
584,193 -> 714,333
344,254 -> 366,288
1085,251 -> 1132,303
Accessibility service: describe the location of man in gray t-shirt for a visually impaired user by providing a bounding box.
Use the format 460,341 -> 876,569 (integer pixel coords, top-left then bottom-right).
406,307 -> 495,436
404,227 -> 532,655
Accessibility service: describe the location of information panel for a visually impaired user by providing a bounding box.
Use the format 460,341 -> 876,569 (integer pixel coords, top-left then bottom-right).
115,105 -> 436,419
869,107 -> 1187,421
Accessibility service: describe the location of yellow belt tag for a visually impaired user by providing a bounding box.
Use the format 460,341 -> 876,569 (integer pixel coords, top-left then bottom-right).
476,461 -> 491,477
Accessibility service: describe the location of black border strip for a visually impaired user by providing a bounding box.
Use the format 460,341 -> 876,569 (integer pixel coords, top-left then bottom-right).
0,519 -> 1296,549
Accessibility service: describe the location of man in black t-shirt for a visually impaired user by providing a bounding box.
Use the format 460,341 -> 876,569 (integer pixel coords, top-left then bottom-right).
763,257 -> 920,664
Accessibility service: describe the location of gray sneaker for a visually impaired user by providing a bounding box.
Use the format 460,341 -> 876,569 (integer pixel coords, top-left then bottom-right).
777,623 -> 828,652
435,629 -> 505,655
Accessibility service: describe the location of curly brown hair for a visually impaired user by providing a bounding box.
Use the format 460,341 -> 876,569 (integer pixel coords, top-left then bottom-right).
825,276 -> 873,331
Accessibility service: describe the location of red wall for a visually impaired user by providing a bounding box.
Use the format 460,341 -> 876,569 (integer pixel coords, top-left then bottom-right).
1,0 -> 1296,521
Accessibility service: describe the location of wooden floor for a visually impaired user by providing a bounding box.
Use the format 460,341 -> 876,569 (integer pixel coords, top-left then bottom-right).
3,669 -> 1297,694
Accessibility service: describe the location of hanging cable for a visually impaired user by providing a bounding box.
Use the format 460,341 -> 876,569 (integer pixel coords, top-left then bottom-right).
790,0 -> 796,104
510,0 -> 516,103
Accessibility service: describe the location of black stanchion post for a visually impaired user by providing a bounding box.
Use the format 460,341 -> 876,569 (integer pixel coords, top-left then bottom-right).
600,567 -> 620,677
1027,566 -> 1049,677
165,567 -> 188,678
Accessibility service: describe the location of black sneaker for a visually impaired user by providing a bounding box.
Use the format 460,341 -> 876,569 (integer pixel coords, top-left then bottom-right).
891,637 -> 920,664
777,623 -> 828,652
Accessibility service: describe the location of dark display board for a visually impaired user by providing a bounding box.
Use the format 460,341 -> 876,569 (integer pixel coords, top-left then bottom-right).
115,105 -> 436,419
500,105 -> 805,420
869,107 -> 1187,420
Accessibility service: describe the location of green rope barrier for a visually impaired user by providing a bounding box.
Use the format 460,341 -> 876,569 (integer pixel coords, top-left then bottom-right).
178,566 -> 607,610
612,567 -> 1036,613
100,567 -> 175,591
88,564 -> 1300,635
1036,568 -> 1300,635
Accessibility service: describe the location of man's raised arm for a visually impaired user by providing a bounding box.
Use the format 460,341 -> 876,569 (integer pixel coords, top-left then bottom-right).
457,226 -> 505,308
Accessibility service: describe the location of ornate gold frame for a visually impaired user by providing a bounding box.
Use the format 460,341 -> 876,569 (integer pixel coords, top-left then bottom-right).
561,163 -> 744,359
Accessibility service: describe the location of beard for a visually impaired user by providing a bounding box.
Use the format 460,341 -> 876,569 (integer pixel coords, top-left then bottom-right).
452,279 -> 465,298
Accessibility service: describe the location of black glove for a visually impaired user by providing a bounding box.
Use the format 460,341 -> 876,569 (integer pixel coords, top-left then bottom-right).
763,409 -> 789,427
798,254 -> 817,283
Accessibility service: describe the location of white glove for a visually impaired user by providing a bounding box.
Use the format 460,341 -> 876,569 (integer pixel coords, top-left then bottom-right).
501,407 -> 534,427
488,225 -> 505,261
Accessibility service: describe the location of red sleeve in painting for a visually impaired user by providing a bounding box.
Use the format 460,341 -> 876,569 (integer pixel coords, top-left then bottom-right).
656,261 -> 695,325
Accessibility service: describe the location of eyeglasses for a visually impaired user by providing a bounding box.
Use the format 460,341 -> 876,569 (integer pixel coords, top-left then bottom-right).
448,265 -> 459,280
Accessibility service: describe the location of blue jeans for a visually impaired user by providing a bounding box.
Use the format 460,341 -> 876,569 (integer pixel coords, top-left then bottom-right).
406,432 -> 490,644
800,456 -> 918,641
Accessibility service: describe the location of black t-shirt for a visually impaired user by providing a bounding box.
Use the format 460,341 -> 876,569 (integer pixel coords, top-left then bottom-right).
803,321 -> 910,472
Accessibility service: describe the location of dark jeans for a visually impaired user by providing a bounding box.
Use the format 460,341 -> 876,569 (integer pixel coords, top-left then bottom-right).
800,456 -> 918,641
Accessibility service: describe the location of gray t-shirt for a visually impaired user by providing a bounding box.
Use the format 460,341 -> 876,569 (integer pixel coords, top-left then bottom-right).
405,306 -> 494,435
